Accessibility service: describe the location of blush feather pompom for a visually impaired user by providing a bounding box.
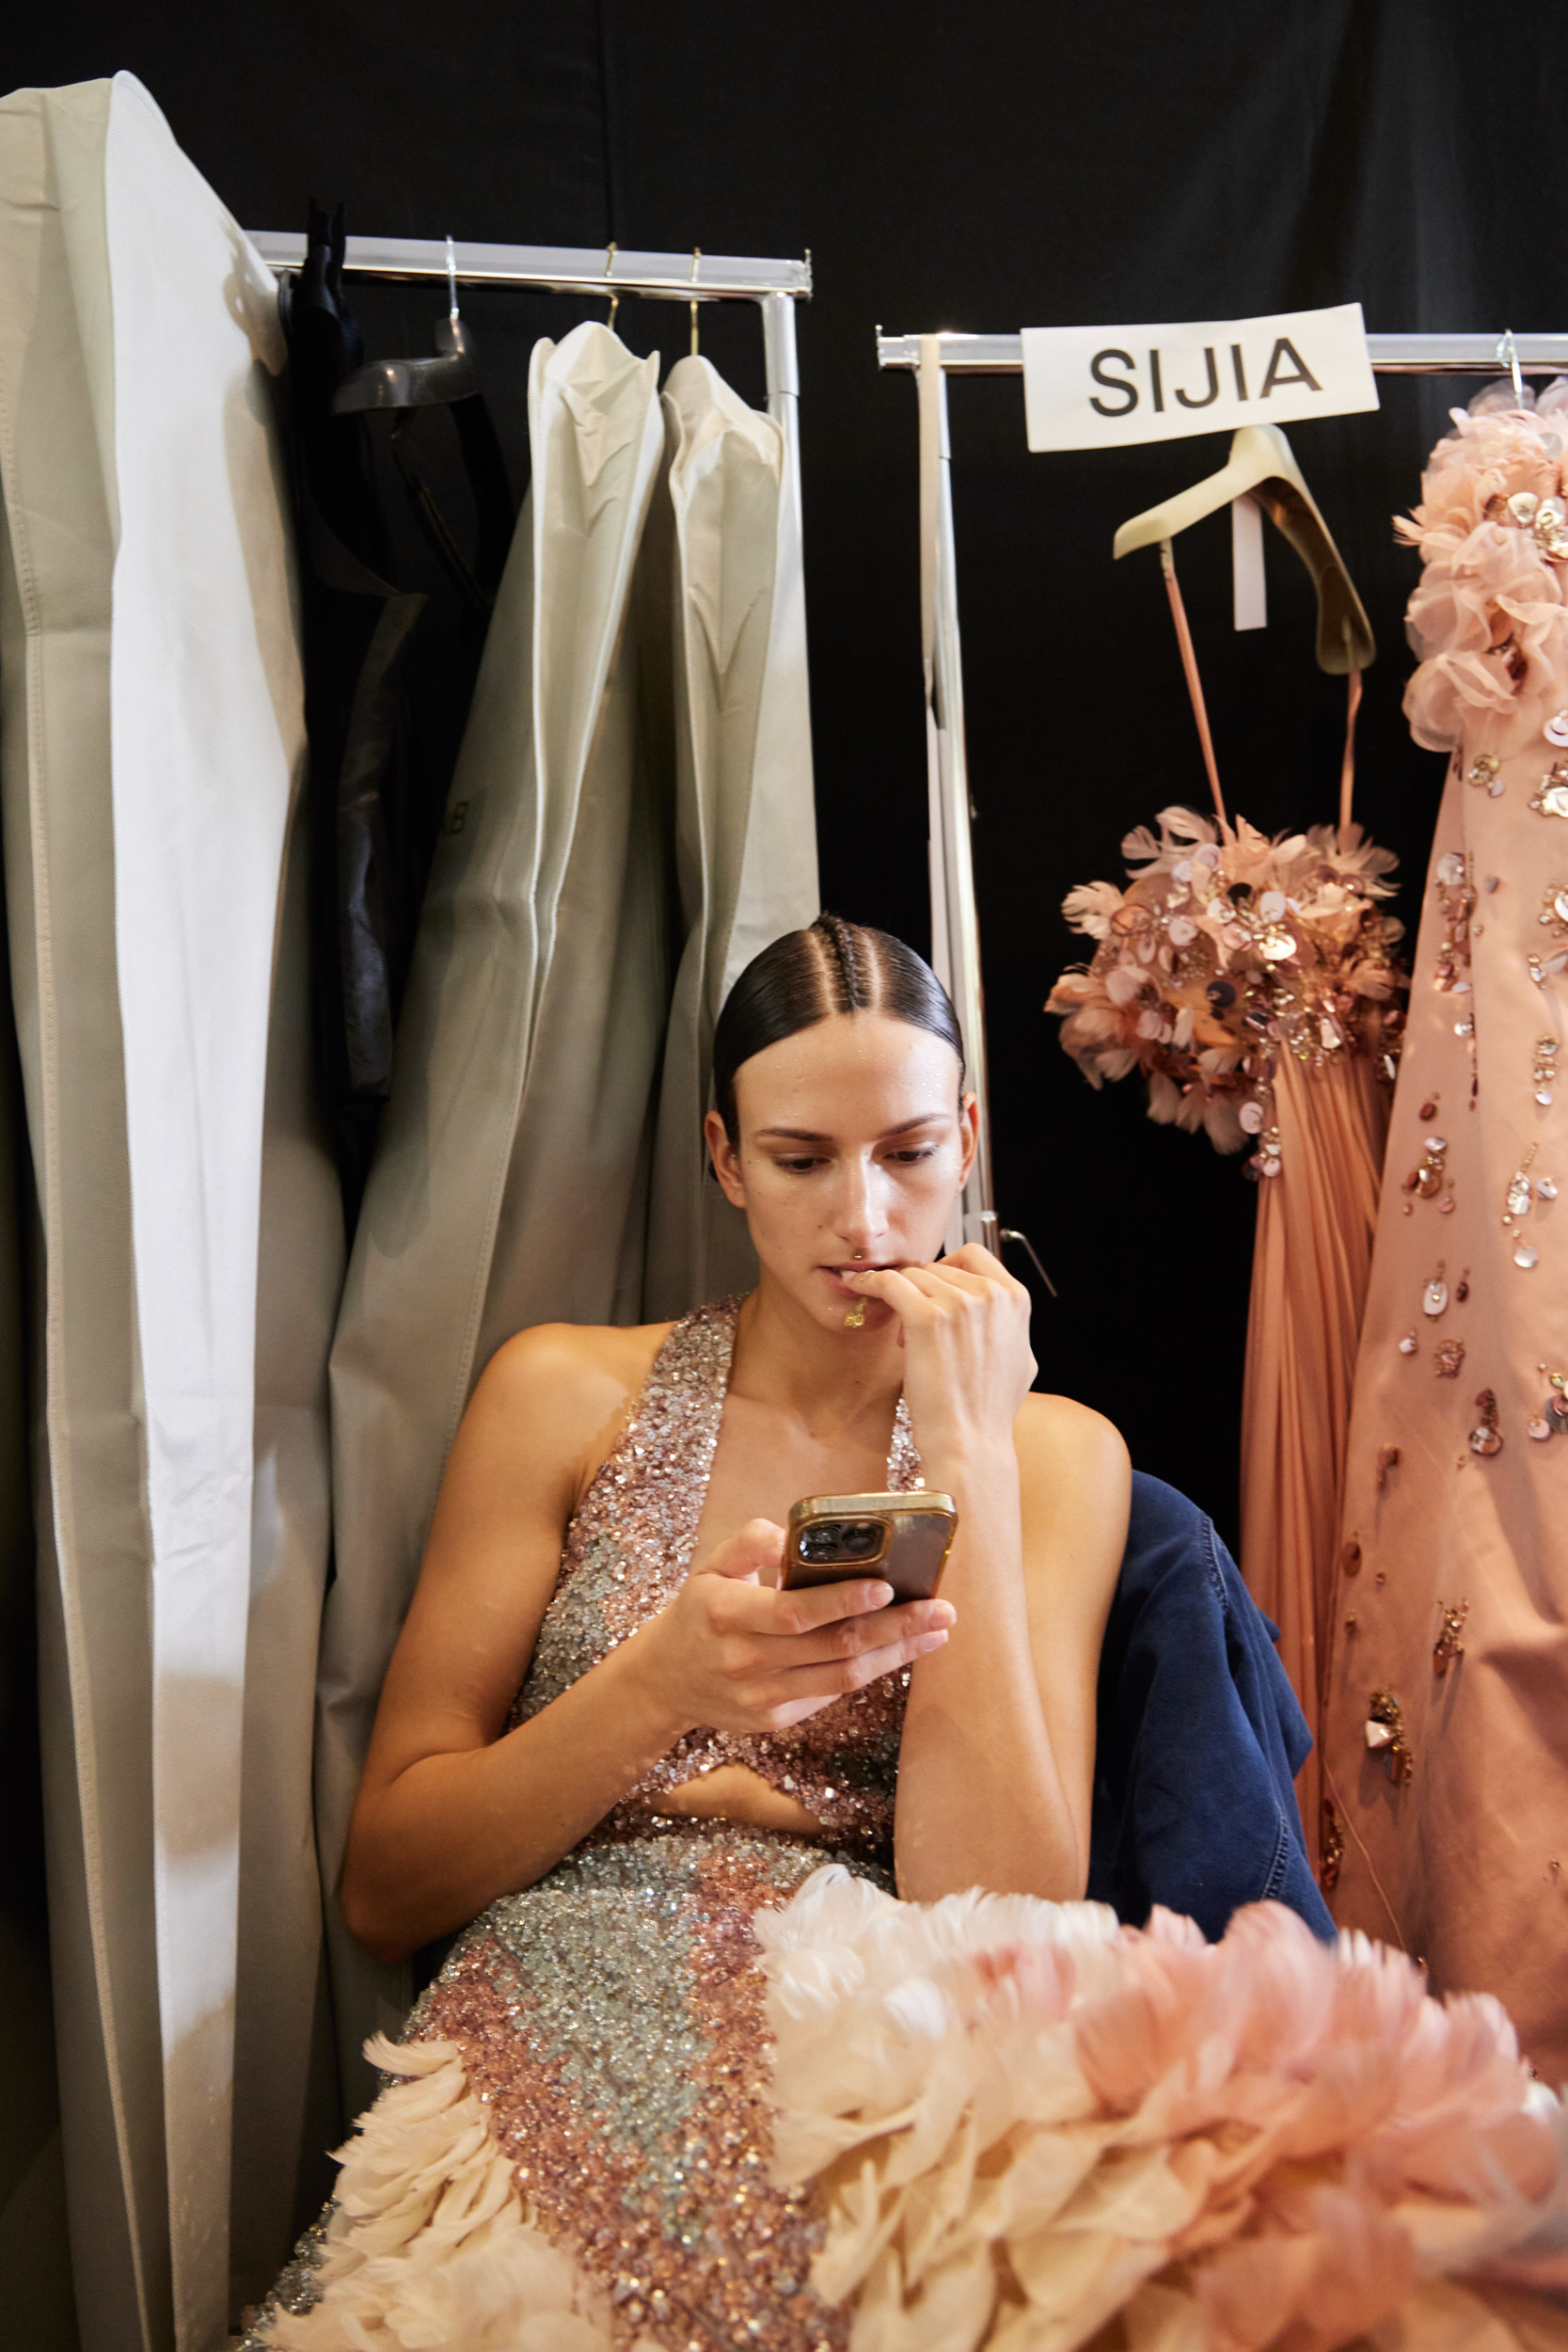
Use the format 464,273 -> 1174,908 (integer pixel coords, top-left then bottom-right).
757,1868 -> 1568,2352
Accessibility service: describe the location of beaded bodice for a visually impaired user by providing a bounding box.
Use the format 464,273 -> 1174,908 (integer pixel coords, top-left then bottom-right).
512,1297 -> 920,1851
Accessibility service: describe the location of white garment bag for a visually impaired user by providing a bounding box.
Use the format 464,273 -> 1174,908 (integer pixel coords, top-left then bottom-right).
320,336 -> 821,2097
0,72 -> 335,2352
230,784 -> 344,2313
320,323 -> 667,2106
643,357 -> 818,1317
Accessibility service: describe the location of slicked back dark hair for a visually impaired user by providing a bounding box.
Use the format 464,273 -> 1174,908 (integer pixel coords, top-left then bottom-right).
712,914 -> 965,1143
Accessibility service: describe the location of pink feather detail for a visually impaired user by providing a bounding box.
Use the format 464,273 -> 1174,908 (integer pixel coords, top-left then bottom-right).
758,1868 -> 1568,2350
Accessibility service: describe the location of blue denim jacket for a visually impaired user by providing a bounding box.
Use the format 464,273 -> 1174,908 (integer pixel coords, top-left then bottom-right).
1087,1471 -> 1335,1943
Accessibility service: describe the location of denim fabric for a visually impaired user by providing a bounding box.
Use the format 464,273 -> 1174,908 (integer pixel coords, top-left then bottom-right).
1087,1471 -> 1336,1943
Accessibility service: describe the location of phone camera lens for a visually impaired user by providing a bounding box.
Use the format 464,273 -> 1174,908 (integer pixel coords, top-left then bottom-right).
799,1518 -> 882,1565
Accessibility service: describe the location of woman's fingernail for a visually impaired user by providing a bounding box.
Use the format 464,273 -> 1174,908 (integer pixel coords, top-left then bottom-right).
916,1629 -> 948,1653
867,1581 -> 894,1608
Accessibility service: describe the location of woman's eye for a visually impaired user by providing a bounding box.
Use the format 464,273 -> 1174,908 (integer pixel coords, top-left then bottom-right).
887,1147 -> 937,1165
776,1155 -> 823,1174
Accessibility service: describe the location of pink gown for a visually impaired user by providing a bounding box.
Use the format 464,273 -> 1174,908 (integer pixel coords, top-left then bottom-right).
1322,388 -> 1568,2084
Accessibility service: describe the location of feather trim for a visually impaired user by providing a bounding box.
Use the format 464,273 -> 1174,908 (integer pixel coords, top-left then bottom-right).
261,2035 -> 617,2350
758,1867 -> 1568,2352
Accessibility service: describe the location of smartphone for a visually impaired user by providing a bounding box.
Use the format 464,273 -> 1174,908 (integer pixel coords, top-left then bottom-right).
782,1490 -> 958,1604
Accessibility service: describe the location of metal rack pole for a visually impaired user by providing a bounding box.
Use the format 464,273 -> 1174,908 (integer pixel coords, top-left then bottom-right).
876,324 -> 1568,1262
250,231 -> 811,307
876,329 -> 1568,374
760,291 -> 803,527
249,229 -> 810,605
924,361 -> 994,1247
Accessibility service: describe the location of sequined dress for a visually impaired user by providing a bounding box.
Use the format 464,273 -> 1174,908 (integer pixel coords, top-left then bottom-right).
1322,389 -> 1568,2083
255,1298 -> 920,2350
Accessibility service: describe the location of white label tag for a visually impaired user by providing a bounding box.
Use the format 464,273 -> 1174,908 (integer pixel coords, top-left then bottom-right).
1021,303 -> 1378,453
1231,494 -> 1267,631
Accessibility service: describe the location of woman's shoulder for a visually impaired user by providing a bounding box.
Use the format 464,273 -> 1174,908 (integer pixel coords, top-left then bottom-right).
1012,1391 -> 1132,1612
459,1318 -> 683,1512
1014,1388 -> 1129,1477
479,1317 -> 677,1425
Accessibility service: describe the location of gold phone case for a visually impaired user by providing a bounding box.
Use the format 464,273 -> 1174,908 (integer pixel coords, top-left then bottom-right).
783,1489 -> 958,1602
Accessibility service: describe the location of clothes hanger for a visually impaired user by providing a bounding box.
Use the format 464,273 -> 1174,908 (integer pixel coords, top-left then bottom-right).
1113,424 -> 1375,836
1114,424 -> 1374,675
328,234 -> 512,618
331,235 -> 479,410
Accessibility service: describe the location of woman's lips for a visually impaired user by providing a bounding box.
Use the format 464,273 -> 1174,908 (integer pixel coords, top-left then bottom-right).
820,1263 -> 898,1298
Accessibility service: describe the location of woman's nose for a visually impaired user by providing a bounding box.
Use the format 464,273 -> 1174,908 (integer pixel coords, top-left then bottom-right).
833,1154 -> 887,1248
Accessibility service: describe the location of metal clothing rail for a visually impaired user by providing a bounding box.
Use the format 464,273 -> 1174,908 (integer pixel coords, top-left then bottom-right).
878,330 -> 1568,375
251,231 -> 811,517
876,326 -> 1568,1260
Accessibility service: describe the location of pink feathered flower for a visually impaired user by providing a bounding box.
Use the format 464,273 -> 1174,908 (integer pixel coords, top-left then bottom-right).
1045,808 -> 1406,1171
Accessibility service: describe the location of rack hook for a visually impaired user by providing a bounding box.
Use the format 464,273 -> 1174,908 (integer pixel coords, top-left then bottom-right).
604,240 -> 619,332
689,246 -> 702,358
999,1228 -> 1059,1299
1498,326 -> 1525,405
445,234 -> 460,326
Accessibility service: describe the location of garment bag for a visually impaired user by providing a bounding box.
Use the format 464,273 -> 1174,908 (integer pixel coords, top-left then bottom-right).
643,358 -> 819,1318
320,322 -> 665,2107
0,71 -> 329,2352
0,873 -> 72,2345
230,776 -> 344,2313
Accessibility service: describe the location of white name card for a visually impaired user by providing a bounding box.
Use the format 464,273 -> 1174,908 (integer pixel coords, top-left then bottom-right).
1021,303 -> 1378,453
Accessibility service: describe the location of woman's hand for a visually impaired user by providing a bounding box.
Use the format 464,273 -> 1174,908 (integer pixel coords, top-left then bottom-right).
625,1519 -> 953,1736
844,1243 -> 1036,1478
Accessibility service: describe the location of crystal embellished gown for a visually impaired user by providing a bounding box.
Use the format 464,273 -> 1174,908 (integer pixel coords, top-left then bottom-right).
251,1299 -> 918,2351
245,1295 -> 1568,2352
1321,389 -> 1568,2084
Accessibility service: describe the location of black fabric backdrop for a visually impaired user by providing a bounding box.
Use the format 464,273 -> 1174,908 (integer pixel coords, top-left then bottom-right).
8,0 -> 1565,1531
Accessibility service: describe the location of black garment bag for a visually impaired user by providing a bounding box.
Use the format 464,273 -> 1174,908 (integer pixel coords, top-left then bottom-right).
278,203 -> 513,1228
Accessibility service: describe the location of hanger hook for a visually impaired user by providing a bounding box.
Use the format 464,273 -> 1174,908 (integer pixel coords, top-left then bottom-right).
689,246 -> 702,358
1498,326 -> 1525,405
604,240 -> 619,332
445,234 -> 459,326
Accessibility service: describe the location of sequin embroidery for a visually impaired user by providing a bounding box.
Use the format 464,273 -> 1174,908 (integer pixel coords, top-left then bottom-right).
245,1301 -> 919,2352
512,1297 -> 919,1852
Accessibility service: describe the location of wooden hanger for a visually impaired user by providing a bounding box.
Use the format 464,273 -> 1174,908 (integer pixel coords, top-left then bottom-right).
1114,423 -> 1375,675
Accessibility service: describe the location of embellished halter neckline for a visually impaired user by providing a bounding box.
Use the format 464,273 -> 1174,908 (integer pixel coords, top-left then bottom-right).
511,1297 -> 920,1852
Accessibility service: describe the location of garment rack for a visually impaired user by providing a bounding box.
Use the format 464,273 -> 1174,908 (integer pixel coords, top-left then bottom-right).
875,327 -> 1568,1260
252,231 -> 811,519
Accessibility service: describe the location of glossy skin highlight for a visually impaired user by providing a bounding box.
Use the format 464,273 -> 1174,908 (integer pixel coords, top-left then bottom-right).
342,1012 -> 1130,1963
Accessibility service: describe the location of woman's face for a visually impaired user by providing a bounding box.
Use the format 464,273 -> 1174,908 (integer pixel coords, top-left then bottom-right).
705,1012 -> 977,1333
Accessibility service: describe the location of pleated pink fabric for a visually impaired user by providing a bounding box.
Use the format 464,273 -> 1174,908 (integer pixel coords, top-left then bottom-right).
1241,1047 -> 1390,1867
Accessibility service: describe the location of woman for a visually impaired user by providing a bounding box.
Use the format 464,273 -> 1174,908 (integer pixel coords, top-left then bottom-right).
258,914 -> 1132,2350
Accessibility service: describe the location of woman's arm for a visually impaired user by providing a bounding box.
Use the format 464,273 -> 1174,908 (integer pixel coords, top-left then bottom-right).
845,1248 -> 1130,1903
341,1326 -> 952,1963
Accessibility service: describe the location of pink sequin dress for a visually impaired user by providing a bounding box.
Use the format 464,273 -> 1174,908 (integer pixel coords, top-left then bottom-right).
254,1299 -> 920,2350
1322,389 -> 1568,2080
